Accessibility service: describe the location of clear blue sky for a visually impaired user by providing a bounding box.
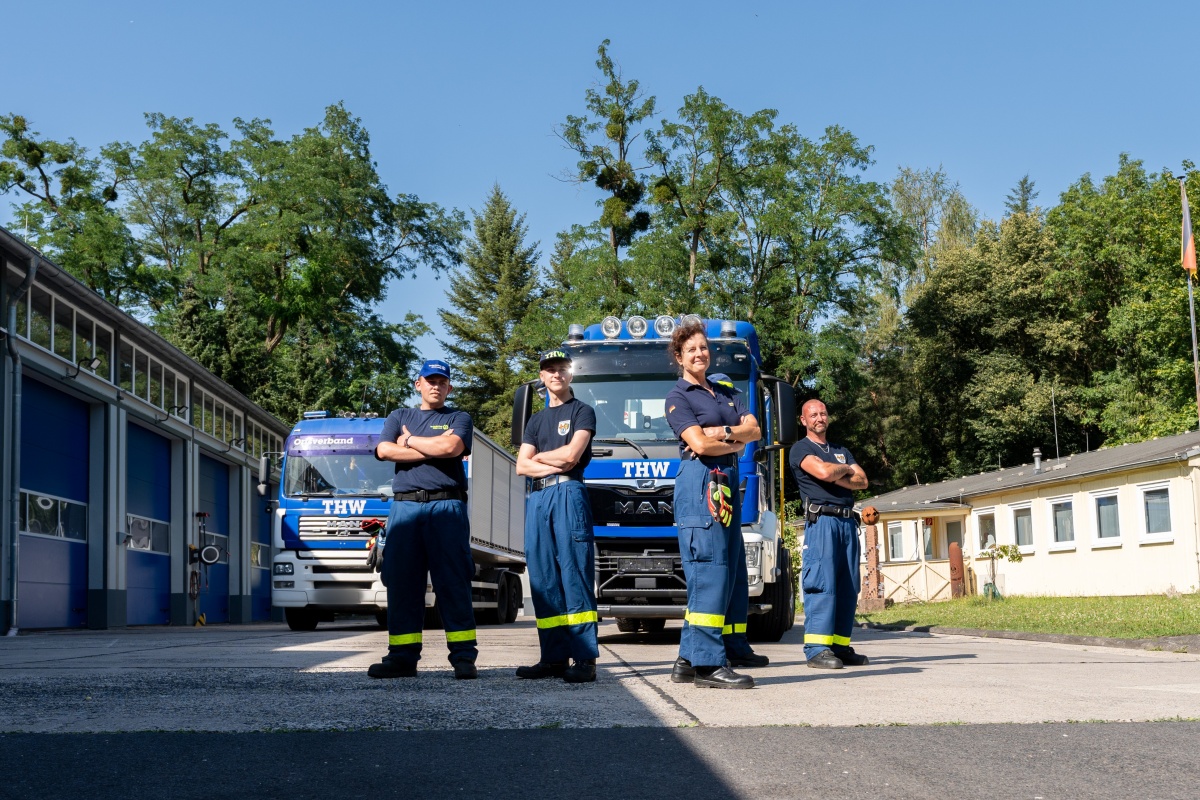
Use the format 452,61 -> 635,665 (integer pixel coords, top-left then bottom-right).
4,1 -> 1197,362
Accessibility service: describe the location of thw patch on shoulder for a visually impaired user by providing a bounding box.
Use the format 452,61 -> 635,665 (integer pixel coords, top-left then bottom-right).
835,453 -> 847,464
557,420 -> 571,436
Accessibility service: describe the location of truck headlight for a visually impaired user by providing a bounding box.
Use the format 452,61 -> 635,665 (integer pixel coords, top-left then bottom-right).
273,563 -> 294,575
744,542 -> 761,569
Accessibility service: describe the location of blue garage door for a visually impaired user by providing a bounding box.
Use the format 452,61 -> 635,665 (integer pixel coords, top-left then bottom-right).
126,424 -> 171,625
251,490 -> 273,621
18,379 -> 89,629
197,455 -> 230,623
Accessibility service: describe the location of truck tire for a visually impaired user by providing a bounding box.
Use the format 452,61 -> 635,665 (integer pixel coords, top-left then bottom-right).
747,547 -> 793,643
375,609 -> 388,629
640,618 -> 666,634
616,618 -> 640,633
285,607 -> 319,632
504,573 -> 522,623
479,576 -> 508,625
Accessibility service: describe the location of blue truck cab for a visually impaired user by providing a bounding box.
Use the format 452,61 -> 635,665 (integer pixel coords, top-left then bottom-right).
512,315 -> 798,641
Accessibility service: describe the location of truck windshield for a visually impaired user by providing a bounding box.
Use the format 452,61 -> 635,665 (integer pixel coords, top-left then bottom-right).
572,375 -> 750,441
283,454 -> 394,497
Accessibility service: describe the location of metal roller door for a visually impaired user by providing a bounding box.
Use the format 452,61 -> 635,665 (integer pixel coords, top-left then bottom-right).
126,424 -> 171,625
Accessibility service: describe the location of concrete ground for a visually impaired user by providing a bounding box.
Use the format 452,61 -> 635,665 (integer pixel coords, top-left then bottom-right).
1,617 -> 1198,732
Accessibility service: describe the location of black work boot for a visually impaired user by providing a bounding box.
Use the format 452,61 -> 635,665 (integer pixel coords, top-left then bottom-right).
563,659 -> 597,684
806,649 -> 844,670
693,665 -> 755,689
453,661 -> 478,680
727,650 -> 770,668
670,657 -> 696,683
368,658 -> 417,679
832,646 -> 869,666
515,661 -> 568,679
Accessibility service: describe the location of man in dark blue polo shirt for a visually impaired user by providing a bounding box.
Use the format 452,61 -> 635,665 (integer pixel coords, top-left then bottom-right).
789,398 -> 870,669
515,349 -> 600,683
368,359 -> 478,680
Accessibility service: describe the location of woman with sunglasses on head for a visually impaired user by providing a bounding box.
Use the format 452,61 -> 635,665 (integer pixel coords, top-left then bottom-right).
663,320 -> 765,689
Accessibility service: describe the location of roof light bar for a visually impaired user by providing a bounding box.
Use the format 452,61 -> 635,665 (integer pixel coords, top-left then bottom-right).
654,315 -> 676,337
601,316 -> 622,339
627,315 -> 648,338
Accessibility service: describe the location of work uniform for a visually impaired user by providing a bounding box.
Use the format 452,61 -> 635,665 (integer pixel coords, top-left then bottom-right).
522,397 -> 599,664
789,439 -> 861,660
376,406 -> 477,669
665,377 -> 753,668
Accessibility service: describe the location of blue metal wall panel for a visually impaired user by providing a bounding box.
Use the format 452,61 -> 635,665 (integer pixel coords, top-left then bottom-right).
251,492 -> 272,620
198,455 -> 230,622
126,550 -> 170,625
18,536 -> 87,629
21,378 -> 89,502
201,564 -> 229,622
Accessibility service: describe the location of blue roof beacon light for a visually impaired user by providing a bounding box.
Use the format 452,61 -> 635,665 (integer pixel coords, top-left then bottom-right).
626,315 -> 648,338
567,324 -> 585,341
720,319 -> 738,338
303,410 -> 331,419
654,315 -> 676,338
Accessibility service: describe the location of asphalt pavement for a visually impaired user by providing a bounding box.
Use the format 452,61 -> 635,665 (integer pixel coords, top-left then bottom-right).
1,617 -> 1198,798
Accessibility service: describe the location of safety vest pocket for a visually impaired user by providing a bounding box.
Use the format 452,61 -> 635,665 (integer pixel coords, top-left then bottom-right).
680,523 -> 716,563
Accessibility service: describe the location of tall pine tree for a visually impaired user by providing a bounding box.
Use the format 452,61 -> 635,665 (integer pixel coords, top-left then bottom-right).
439,185 -> 540,444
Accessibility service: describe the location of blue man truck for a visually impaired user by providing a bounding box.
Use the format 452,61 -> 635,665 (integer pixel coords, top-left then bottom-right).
511,315 -> 798,641
261,412 -> 526,631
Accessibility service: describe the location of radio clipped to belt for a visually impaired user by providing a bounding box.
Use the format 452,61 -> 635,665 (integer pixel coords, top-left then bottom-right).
706,468 -> 734,527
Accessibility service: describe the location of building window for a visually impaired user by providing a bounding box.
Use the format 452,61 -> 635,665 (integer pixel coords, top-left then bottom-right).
888,522 -> 904,561
922,519 -> 934,559
18,491 -> 87,540
977,512 -> 996,550
1050,499 -> 1074,544
1094,494 -> 1120,541
1141,485 -> 1172,539
1013,506 -> 1033,548
126,514 -> 170,554
946,520 -> 964,553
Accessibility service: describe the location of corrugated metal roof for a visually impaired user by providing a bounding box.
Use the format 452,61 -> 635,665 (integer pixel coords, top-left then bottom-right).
864,430 -> 1200,514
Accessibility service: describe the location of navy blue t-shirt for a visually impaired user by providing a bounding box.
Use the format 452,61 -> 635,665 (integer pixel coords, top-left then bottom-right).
522,397 -> 597,481
788,438 -> 856,507
377,406 -> 473,493
664,378 -> 750,462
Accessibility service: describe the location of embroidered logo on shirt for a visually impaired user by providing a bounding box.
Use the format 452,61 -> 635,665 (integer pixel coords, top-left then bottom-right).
430,424 -> 449,431
835,453 -> 847,464
557,420 -> 571,436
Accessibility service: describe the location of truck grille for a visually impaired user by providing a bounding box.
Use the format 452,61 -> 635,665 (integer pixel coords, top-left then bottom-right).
595,538 -> 686,600
297,516 -> 380,537
588,485 -> 675,527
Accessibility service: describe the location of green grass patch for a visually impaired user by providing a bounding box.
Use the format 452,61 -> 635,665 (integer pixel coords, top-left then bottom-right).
854,593 -> 1200,639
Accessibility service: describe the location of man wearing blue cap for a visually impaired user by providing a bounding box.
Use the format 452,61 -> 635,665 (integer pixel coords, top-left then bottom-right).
368,359 -> 478,680
514,349 -> 600,683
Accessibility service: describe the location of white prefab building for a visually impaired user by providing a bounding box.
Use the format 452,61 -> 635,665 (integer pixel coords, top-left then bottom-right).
861,432 -> 1200,601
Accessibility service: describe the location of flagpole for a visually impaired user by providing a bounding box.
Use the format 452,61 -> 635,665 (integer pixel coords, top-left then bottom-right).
1189,273 -> 1200,430
1182,178 -> 1200,429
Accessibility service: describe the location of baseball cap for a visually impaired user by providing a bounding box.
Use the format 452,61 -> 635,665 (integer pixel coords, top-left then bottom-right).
418,359 -> 451,380
539,349 -> 572,368
709,373 -> 741,392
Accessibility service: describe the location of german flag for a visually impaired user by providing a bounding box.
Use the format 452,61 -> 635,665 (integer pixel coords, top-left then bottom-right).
1184,180 -> 1197,275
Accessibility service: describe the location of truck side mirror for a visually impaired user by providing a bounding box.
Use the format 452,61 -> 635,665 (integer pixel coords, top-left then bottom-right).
771,379 -> 798,444
256,455 -> 271,497
511,382 -> 535,450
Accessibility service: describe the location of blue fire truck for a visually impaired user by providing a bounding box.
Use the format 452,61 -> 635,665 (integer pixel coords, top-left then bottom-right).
512,315 -> 798,641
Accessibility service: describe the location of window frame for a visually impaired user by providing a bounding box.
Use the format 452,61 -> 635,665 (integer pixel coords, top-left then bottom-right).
1046,495 -> 1076,552
887,521 -> 906,562
974,507 -> 997,553
1137,482 -> 1173,544
1089,490 -> 1122,549
1010,502 -> 1035,554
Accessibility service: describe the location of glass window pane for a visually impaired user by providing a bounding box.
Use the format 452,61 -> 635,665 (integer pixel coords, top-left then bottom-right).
1145,489 -> 1171,534
118,342 -> 134,391
18,492 -> 28,531
946,520 -> 963,550
94,327 -> 112,382
164,369 -> 177,412
1014,508 -> 1032,546
1052,502 -> 1074,542
29,286 -> 51,349
978,514 -> 996,549
888,523 -> 904,561
151,521 -> 170,553
177,379 -> 189,419
13,274 -> 28,337
74,314 -> 94,365
150,361 -> 163,408
60,500 -> 86,541
214,402 -> 225,441
134,351 -> 149,401
54,299 -> 74,360
1096,496 -> 1120,538
27,493 -> 56,534
203,395 -> 214,435
127,515 -> 153,550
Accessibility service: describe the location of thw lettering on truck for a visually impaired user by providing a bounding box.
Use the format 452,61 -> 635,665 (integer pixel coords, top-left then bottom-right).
621,461 -> 671,478
321,499 -> 368,515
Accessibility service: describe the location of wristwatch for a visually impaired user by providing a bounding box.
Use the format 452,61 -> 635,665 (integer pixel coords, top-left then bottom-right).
723,425 -> 733,443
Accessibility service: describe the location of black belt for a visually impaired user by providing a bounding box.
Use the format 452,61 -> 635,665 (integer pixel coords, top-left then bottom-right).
687,453 -> 736,467
807,503 -> 857,520
530,475 -> 581,491
394,488 -> 466,503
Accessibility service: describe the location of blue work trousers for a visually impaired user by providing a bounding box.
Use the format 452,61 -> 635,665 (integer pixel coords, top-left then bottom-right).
381,498 -> 477,667
525,480 -> 599,663
676,460 -> 743,668
801,514 -> 861,659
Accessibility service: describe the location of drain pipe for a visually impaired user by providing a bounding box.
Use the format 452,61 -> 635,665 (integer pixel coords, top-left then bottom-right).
5,255 -> 39,636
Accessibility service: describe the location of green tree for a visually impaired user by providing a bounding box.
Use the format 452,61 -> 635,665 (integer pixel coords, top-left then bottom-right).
438,185 -> 540,443
1005,173 -> 1040,216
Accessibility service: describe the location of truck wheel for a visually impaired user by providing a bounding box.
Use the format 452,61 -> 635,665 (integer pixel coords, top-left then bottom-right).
747,547 -> 793,643
481,577 -> 509,625
285,607 -> 319,632
375,609 -> 388,629
616,618 -> 640,633
640,618 -> 666,634
504,573 -> 522,623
